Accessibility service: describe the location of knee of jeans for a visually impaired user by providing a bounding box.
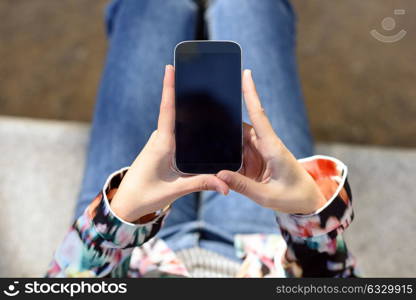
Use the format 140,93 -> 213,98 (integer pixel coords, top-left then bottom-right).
206,0 -> 297,38
105,0 -> 199,38
208,0 -> 295,16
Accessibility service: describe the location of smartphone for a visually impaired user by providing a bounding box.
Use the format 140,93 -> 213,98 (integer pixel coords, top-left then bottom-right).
174,40 -> 242,174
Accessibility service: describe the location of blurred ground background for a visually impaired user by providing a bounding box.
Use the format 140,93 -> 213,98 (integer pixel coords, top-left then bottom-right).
0,0 -> 415,146
0,0 -> 415,277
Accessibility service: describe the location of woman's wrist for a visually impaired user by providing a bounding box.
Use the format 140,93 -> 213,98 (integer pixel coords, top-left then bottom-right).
109,187 -> 153,223
299,182 -> 327,215
292,169 -> 328,215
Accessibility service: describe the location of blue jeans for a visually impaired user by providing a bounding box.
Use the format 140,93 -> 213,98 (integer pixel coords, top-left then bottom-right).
74,0 -> 313,262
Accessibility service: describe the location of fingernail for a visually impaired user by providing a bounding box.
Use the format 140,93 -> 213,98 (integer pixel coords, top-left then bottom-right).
244,69 -> 252,77
217,188 -> 226,196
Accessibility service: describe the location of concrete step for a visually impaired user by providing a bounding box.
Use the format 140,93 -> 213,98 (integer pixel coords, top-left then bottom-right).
0,116 -> 415,277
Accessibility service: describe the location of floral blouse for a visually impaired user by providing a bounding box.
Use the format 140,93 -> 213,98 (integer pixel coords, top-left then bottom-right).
46,155 -> 358,278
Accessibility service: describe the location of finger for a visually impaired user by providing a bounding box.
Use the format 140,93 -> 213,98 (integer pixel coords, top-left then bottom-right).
243,122 -> 256,143
217,170 -> 265,201
157,65 -> 175,135
243,121 -> 263,154
242,69 -> 274,139
177,174 -> 230,195
242,123 -> 267,180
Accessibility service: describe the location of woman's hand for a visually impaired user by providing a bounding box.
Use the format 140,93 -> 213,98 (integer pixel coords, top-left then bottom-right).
217,70 -> 326,215
110,65 -> 229,223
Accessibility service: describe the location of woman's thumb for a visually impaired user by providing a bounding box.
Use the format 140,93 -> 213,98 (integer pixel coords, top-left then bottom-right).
217,170 -> 261,199
180,174 -> 229,195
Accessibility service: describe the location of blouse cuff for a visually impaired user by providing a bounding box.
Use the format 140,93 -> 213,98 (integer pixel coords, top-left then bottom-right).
275,155 -> 354,238
84,167 -> 168,249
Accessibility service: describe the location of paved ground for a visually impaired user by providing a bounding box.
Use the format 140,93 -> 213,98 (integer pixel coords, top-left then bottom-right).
0,116 -> 415,277
292,0 -> 416,147
0,0 -> 416,147
0,0 -> 108,121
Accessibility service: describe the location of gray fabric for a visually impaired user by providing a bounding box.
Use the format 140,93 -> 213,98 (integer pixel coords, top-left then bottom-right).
176,247 -> 241,278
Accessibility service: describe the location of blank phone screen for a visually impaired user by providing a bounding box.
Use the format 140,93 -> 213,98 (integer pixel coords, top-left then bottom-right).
175,41 -> 242,174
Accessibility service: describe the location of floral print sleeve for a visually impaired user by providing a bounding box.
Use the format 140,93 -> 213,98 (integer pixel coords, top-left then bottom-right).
46,168 -> 168,278
47,155 -> 357,278
275,155 -> 358,277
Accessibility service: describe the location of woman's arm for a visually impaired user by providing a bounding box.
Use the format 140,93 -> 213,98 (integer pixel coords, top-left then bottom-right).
47,65 -> 229,277
217,70 -> 358,277
276,156 -> 357,277
46,168 -> 168,277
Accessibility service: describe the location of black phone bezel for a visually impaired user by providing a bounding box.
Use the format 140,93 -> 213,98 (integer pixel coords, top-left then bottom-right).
173,40 -> 243,175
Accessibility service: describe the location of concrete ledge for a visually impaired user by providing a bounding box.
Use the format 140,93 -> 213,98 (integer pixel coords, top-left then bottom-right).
0,116 -> 89,277
316,144 -> 416,277
0,116 -> 415,277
